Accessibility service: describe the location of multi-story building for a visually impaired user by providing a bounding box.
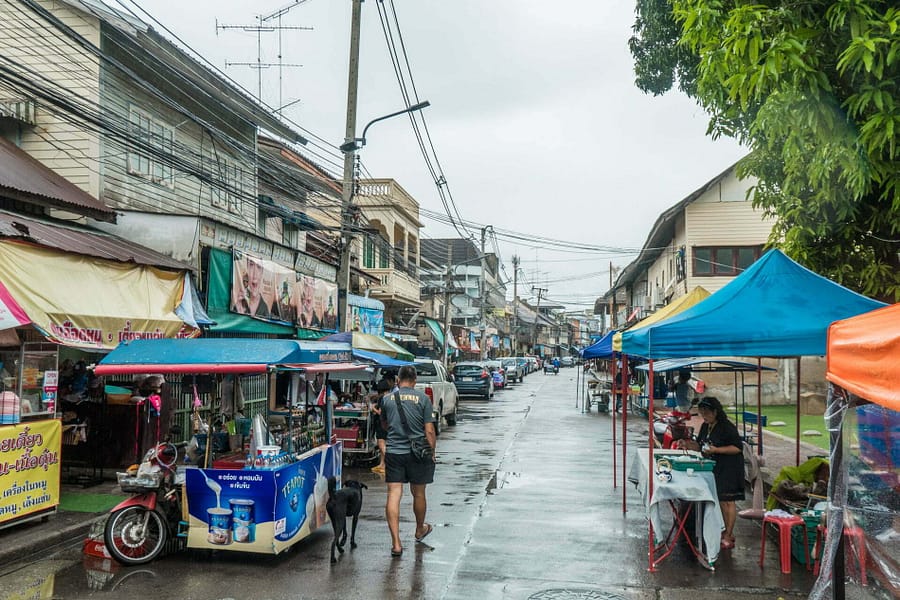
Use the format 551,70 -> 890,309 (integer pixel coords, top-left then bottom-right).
353,178 -> 422,339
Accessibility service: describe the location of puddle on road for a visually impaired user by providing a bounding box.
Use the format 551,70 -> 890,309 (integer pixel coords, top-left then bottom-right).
485,470 -> 527,494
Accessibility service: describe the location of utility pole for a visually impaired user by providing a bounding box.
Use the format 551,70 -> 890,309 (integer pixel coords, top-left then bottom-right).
441,242 -> 453,368
531,286 -> 547,353
337,0 -> 363,332
479,226 -> 489,360
511,254 -> 519,355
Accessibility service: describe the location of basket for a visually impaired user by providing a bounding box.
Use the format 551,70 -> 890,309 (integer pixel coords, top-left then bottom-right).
117,471 -> 163,493
791,510 -> 823,565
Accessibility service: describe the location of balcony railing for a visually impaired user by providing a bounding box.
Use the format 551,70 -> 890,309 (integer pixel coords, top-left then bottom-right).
367,268 -> 420,305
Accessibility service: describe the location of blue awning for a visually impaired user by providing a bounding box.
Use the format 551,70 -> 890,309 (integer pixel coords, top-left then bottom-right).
352,349 -> 413,367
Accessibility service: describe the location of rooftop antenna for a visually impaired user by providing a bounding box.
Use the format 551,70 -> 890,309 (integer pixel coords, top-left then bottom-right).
216,0 -> 313,111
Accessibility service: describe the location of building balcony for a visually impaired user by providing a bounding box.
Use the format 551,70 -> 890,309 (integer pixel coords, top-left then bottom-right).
366,268 -> 420,307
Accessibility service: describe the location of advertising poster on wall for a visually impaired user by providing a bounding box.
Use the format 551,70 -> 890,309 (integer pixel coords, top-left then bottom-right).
0,419 -> 60,525
231,250 -> 338,332
348,306 -> 384,336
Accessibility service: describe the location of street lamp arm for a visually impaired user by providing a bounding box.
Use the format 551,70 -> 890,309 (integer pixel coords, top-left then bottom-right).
361,100 -> 430,142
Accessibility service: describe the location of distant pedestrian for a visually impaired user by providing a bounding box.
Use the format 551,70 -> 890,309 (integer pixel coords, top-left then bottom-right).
380,365 -> 436,557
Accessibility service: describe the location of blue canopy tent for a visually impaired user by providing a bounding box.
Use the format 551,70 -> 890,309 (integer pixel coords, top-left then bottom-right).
621,249 -> 885,359
617,249 -> 885,572
580,329 -> 617,359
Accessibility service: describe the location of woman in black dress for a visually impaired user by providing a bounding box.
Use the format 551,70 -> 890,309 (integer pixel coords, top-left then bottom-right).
691,396 -> 745,549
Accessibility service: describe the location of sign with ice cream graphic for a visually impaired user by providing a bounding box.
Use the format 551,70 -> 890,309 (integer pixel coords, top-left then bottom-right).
184,443 -> 342,554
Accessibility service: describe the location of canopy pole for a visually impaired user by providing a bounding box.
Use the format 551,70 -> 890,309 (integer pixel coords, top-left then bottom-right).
611,357 -> 617,489
647,358 -> 656,572
796,357 -> 801,466
622,354 -> 629,513
757,358 -> 763,455
576,360 -> 582,411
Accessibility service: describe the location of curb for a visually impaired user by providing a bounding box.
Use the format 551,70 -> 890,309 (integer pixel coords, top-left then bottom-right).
0,511 -> 106,571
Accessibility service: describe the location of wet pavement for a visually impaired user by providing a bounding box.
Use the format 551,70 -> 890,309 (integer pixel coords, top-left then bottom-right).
0,370 -> 816,599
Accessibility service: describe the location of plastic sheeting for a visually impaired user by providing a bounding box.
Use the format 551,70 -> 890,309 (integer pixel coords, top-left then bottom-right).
620,249 -> 885,359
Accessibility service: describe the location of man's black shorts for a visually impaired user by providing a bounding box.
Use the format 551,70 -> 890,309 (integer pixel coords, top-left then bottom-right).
385,452 -> 435,484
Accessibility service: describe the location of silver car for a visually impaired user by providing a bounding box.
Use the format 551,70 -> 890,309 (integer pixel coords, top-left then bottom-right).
501,358 -> 524,383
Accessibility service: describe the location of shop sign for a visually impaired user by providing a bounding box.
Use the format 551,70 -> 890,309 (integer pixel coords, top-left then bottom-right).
0,419 -> 61,525
202,222 -> 297,268
231,250 -> 338,331
294,253 -> 337,281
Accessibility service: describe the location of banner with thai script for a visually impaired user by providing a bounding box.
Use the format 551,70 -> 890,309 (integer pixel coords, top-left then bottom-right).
231,250 -> 337,332
0,242 -> 198,350
0,419 -> 61,525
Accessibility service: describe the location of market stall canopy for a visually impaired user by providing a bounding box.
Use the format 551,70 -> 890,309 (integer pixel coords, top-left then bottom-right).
322,331 -> 415,361
352,348 -> 414,368
635,358 -> 775,373
621,249 -> 886,359
0,240 -> 210,349
581,329 -> 617,359
827,303 -> 900,412
612,286 -> 710,352
94,338 -> 354,375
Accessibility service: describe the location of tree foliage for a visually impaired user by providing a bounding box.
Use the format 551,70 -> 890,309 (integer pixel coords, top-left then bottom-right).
630,0 -> 900,301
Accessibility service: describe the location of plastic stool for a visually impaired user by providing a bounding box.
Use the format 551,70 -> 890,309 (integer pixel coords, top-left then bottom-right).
759,514 -> 810,574
812,524 -> 867,585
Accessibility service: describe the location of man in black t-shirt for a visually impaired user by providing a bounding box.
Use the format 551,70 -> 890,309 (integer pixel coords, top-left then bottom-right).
380,365 -> 436,557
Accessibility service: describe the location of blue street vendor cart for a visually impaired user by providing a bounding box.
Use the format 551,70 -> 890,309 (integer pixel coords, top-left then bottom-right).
93,338 -> 367,560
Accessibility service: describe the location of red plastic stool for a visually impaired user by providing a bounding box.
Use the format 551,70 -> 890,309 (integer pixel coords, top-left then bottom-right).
759,514 -> 810,574
812,524 -> 868,585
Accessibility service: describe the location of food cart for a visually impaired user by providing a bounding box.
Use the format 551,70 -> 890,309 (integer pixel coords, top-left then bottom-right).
94,338 -> 367,556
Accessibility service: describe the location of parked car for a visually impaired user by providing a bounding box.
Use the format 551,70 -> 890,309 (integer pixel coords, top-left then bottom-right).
560,356 -> 575,368
485,360 -> 506,389
452,362 -> 494,399
501,358 -> 524,383
525,356 -> 539,373
413,359 -> 459,433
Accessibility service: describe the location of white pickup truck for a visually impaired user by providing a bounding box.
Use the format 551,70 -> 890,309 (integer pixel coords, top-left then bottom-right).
413,359 -> 459,435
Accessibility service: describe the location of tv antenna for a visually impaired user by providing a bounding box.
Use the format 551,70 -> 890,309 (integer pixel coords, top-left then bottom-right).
216,0 -> 313,113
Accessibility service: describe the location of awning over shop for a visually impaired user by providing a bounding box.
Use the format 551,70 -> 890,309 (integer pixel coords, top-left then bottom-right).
352,348 -> 414,368
581,330 -> 617,359
0,241 -> 202,350
95,338 -> 353,375
322,331 -> 415,361
827,303 -> 900,412
347,294 -> 385,311
424,317 -> 444,348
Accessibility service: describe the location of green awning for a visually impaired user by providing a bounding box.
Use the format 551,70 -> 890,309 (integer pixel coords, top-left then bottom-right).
424,317 -> 444,347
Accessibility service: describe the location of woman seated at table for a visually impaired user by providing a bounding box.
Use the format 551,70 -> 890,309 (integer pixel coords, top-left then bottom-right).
676,396 -> 745,550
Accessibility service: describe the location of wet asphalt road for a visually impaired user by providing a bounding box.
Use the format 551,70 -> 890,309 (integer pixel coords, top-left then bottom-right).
0,370 -> 815,600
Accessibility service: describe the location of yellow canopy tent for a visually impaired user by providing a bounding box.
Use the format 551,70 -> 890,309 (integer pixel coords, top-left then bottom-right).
612,286 -> 710,352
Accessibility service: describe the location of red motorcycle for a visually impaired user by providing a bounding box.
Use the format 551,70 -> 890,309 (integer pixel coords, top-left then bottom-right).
653,410 -> 694,449
104,441 -> 185,565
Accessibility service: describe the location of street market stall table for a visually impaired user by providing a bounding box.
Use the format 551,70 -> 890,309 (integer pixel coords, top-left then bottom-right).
628,449 -> 724,570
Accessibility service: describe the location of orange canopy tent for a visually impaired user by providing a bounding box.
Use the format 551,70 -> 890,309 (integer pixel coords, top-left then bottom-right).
826,302 -> 900,412
810,303 -> 900,600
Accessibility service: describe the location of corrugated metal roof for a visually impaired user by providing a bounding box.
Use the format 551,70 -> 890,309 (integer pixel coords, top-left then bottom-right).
0,211 -> 192,271
0,138 -> 116,222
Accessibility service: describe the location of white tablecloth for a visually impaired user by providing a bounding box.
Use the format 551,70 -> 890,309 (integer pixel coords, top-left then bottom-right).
628,449 -> 725,563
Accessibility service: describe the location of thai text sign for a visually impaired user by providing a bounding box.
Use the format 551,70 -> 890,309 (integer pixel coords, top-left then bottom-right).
0,419 -> 61,524
231,250 -> 338,331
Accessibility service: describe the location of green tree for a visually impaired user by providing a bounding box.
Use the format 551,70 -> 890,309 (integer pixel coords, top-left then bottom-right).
630,0 -> 900,301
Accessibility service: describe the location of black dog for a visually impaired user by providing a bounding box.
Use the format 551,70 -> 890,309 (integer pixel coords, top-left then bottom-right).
326,477 -> 367,563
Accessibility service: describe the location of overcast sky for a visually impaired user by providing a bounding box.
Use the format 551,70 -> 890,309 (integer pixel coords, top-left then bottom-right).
124,0 -> 745,311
